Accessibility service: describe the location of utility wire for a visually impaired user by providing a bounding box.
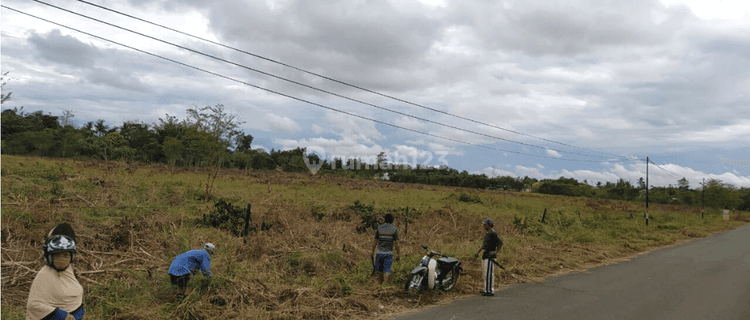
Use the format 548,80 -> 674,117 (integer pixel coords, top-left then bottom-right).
648,159 -> 681,180
2,4 -> 627,163
31,0 -> 626,161
69,0 -> 635,161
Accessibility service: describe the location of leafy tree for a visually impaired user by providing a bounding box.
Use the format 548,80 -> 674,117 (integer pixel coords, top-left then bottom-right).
637,177 -> 646,189
738,188 -> 750,211
677,177 -> 690,191
94,119 -> 110,137
57,110 -> 78,158
163,136 -> 183,170
1,71 -> 12,105
25,130 -> 56,156
703,179 -> 741,209
234,133 -> 254,154
120,121 -> 160,162
186,104 -> 245,151
88,132 -> 133,161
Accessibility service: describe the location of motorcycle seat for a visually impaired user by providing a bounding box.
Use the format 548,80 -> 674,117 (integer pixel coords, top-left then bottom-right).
437,257 -> 459,266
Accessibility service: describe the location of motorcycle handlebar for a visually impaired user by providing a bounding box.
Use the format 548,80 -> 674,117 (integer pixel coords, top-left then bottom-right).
421,245 -> 444,257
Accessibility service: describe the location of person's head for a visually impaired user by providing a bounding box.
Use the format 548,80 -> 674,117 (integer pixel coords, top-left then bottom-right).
384,213 -> 394,224
44,233 -> 76,271
482,218 -> 494,231
204,243 -> 216,255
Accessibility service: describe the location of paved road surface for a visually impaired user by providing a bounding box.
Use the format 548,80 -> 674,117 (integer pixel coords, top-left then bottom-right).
393,223 -> 750,320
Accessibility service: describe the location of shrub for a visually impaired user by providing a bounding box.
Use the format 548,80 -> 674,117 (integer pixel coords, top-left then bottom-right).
350,200 -> 380,233
444,192 -> 482,203
198,198 -> 248,236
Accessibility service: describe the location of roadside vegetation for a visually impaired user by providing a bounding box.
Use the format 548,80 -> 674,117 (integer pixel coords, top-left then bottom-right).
2,155 -> 748,320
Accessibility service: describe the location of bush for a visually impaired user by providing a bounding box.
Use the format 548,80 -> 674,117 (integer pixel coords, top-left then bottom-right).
444,192 -> 482,204
198,198 -> 248,236
350,200 -> 380,233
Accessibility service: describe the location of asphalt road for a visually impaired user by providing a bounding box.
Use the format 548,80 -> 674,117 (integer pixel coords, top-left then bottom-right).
393,223 -> 750,320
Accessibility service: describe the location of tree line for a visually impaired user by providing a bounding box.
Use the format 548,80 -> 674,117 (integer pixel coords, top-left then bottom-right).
533,176 -> 750,211
1,106 -> 747,210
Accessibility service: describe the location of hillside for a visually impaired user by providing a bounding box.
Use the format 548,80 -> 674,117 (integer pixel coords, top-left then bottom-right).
2,155 -> 748,320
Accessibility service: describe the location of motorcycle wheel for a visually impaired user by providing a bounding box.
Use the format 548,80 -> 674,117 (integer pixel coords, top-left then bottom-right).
404,273 -> 425,295
439,268 -> 460,291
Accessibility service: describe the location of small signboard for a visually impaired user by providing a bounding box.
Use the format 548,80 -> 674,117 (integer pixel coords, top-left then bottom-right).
723,209 -> 730,221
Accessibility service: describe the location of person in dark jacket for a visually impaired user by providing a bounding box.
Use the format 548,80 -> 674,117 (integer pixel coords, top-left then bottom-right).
474,218 -> 503,296
168,243 -> 215,298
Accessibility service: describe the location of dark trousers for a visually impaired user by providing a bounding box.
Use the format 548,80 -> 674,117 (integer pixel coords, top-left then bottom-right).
170,274 -> 190,290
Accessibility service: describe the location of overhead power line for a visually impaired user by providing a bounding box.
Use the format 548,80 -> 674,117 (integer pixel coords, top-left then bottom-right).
2,4 -> 628,163
648,159 -> 681,180
30,0 -> 629,161
66,0 -> 634,161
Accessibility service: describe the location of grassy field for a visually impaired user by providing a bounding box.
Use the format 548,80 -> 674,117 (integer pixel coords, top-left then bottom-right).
2,155 -> 748,319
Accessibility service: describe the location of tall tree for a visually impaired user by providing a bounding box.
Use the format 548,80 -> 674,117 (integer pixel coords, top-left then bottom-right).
120,121 -> 160,162
94,119 -> 110,137
677,177 -> 690,190
234,133 -> 254,154
58,110 -> 76,158
1,71 -> 13,105
185,104 -> 245,150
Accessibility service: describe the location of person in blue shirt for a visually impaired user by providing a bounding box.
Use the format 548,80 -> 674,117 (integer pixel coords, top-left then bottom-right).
168,243 -> 215,299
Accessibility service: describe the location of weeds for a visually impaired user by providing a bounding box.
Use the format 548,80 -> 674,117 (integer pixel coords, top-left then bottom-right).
351,200 -> 381,233
445,192 -> 483,204
198,198 -> 249,236
2,155 -> 748,320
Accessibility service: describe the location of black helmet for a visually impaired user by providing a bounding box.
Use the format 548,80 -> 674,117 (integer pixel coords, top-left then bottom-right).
43,234 -> 77,268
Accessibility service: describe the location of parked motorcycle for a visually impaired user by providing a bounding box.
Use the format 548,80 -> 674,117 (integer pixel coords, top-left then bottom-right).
404,245 -> 462,294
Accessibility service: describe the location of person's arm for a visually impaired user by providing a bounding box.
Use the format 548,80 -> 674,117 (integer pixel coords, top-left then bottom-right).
200,252 -> 211,278
372,231 -> 379,263
70,302 -> 85,320
475,233 -> 486,258
35,308 -> 71,320
474,244 -> 484,258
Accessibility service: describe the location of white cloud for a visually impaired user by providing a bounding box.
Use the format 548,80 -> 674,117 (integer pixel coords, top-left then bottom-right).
546,149 -> 562,158
481,166 -> 516,178
2,0 -> 749,187
660,0 -> 750,20
673,120 -> 750,142
490,162 -> 750,188
263,114 -> 300,133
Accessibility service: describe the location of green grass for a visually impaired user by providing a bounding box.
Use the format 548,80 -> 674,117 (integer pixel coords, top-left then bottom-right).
2,155 -> 748,320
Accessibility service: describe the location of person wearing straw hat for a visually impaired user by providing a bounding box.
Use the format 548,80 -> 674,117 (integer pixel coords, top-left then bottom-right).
168,243 -> 215,299
27,223 -> 85,320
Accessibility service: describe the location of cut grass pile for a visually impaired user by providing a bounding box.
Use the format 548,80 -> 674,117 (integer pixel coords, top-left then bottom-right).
2,155 -> 748,319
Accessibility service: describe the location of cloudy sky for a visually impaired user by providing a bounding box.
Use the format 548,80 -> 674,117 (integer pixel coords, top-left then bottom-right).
2,0 -> 749,188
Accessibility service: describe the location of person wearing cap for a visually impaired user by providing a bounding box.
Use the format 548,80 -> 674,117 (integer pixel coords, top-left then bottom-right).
372,213 -> 400,284
27,223 -> 86,320
474,218 -> 503,297
168,243 -> 215,298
